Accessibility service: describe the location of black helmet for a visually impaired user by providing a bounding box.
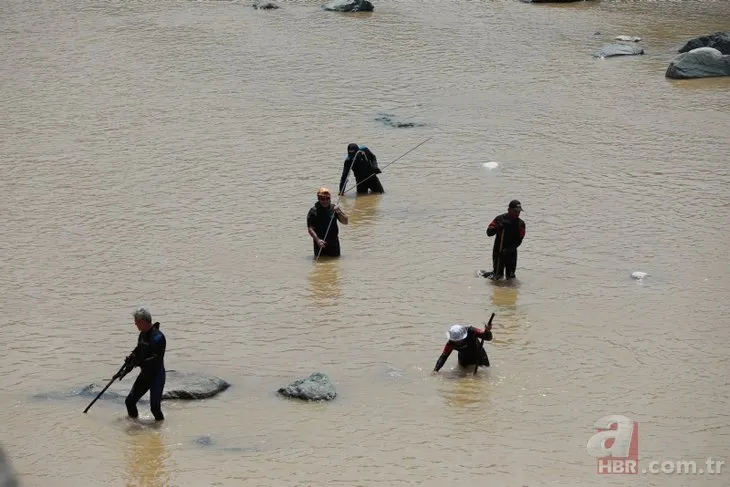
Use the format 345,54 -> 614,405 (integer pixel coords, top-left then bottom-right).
347,143 -> 358,153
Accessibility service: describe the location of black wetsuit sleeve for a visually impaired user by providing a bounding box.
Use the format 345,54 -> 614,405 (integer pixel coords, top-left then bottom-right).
434,343 -> 454,372
339,158 -> 353,194
475,327 -> 493,341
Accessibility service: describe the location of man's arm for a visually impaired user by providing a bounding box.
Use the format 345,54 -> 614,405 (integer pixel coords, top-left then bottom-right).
486,216 -> 501,237
514,220 -> 526,248
334,206 -> 348,225
433,343 -> 454,372
339,159 -> 353,194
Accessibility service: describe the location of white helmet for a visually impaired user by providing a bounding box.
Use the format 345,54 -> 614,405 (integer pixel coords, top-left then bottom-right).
447,324 -> 468,342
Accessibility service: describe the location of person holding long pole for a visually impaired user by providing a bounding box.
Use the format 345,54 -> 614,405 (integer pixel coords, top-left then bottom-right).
485,200 -> 526,280
307,187 -> 349,259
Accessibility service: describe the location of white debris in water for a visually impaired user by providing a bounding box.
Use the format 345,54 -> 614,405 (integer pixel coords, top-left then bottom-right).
616,35 -> 642,42
631,271 -> 648,280
482,161 -> 499,170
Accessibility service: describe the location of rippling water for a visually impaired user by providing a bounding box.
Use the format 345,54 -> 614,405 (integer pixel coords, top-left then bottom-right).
1,0 -> 729,485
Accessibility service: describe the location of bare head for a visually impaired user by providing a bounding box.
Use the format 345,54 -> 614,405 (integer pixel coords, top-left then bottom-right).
133,307 -> 153,332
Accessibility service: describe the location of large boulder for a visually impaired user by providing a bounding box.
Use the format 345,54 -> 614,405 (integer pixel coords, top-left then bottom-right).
593,43 -> 644,58
679,32 -> 730,55
277,372 -> 337,401
0,446 -> 18,487
322,0 -> 374,12
34,370 -> 230,403
665,47 -> 730,79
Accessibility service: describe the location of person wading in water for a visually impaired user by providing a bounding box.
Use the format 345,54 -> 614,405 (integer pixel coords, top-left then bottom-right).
485,199 -> 526,280
307,187 -> 348,258
338,143 -> 384,195
119,307 -> 167,421
432,323 -> 493,373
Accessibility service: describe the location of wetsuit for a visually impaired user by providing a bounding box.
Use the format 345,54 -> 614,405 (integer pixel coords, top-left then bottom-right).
307,201 -> 341,257
433,326 -> 493,372
486,213 -> 526,279
338,146 -> 384,195
125,323 -> 166,421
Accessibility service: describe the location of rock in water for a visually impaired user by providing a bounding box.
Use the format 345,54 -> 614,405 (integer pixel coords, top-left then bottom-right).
593,44 -> 644,58
615,35 -> 642,42
322,0 -> 374,12
678,32 -> 730,55
253,1 -> 279,9
79,370 -> 230,401
482,161 -> 499,170
631,271 -> 648,280
277,372 -> 337,401
0,446 -> 18,487
666,47 -> 730,79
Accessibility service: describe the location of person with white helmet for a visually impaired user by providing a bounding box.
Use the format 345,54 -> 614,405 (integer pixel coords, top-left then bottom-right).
432,322 -> 493,373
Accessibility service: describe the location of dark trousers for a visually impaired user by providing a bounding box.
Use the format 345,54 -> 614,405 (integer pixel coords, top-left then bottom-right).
313,240 -> 341,257
458,347 -> 490,367
492,249 -> 518,279
355,176 -> 384,195
126,368 -> 166,421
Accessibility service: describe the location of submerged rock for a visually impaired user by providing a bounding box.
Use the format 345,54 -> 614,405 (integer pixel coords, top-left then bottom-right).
375,113 -> 426,128
666,47 -> 730,79
322,0 -> 374,12
35,370 -> 231,403
0,446 -> 18,487
253,1 -> 279,9
593,44 -> 644,58
84,370 -> 230,401
679,32 -> 730,55
615,35 -> 642,42
277,372 -> 337,401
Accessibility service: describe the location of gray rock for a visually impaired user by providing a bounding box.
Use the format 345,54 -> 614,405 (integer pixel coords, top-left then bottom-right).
666,47 -> 730,79
322,0 -> 374,12
679,32 -> 730,55
277,372 -> 337,401
34,370 -> 230,403
0,446 -> 18,487
615,35 -> 642,42
593,43 -> 644,58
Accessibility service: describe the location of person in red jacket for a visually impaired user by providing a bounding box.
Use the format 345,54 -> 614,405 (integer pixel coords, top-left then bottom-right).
432,323 -> 493,373
485,199 -> 526,280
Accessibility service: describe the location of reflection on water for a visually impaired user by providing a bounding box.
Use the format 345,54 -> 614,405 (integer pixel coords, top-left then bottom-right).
308,259 -> 341,307
345,193 -> 382,228
437,369 -> 494,409
490,283 -> 521,345
123,424 -> 172,487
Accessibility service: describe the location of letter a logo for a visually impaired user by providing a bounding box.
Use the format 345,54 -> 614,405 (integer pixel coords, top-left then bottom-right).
586,415 -> 639,474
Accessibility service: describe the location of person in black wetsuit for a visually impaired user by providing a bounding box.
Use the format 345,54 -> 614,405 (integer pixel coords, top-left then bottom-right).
432,323 -> 493,373
120,307 -> 167,421
338,143 -> 384,195
485,199 -> 526,280
307,187 -> 349,258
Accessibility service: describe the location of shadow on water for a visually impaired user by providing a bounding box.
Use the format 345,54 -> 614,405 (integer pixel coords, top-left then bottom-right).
123,425 -> 173,487
308,258 -> 341,307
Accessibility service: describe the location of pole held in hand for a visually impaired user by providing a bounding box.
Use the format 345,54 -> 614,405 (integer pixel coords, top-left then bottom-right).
474,312 -> 495,375
82,359 -> 130,414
